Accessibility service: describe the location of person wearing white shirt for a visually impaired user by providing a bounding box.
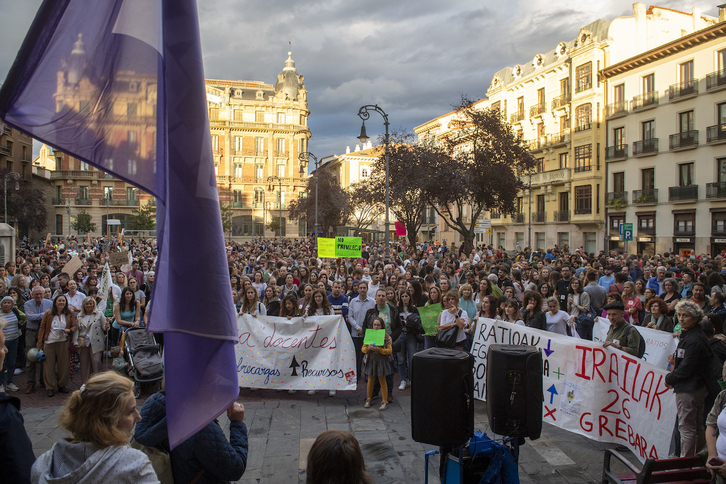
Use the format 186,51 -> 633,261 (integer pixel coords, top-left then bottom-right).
65,281 -> 85,317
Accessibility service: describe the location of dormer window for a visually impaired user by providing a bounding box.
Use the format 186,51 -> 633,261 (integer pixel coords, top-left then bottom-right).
532,54 -> 543,68
129,81 -> 138,92
256,91 -> 264,100
513,65 -> 522,78
556,42 -> 568,57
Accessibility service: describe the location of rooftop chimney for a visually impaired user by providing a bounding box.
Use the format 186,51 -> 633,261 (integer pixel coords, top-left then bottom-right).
355,144 -> 360,151
719,3 -> 726,22
346,146 -> 350,154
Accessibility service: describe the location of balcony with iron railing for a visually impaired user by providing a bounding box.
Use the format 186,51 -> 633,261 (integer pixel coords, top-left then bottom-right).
548,129 -> 570,146
50,170 -> 95,179
574,163 -> 591,173
669,185 -> 698,202
633,138 -> 658,157
51,198 -> 65,205
707,182 -> 726,199
574,122 -> 592,133
490,211 -> 501,219
605,101 -> 628,119
99,197 -> 138,206
2,126 -> 11,136
669,130 -> 699,151
576,80 -> 592,93
551,93 -> 570,110
668,79 -> 698,102
574,206 -> 592,215
528,137 -> 547,151
531,212 -> 546,223
74,198 -> 91,206
553,210 -> 570,222
509,111 -> 525,124
529,103 -> 546,118
632,189 -> 658,205
0,146 -> 10,156
606,192 -> 628,209
707,125 -> 726,145
706,69 -> 726,91
605,145 -> 628,161
632,91 -> 659,111
232,201 -> 247,208
513,213 -> 525,224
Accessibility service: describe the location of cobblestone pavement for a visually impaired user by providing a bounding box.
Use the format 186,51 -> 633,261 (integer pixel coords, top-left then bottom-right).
18,368 -> 641,483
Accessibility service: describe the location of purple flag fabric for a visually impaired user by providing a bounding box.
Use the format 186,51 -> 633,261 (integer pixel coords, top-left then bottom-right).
0,0 -> 238,447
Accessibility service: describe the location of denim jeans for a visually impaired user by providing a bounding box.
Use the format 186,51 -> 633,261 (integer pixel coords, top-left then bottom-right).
1,337 -> 18,385
424,335 -> 437,350
397,333 -> 422,381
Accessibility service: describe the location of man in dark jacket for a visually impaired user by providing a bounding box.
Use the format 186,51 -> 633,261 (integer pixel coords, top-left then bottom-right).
665,300 -> 710,457
135,391 -> 248,484
362,289 -> 401,403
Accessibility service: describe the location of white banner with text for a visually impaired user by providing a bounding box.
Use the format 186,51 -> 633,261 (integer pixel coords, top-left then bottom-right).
471,318 -> 677,461
592,318 -> 677,370
236,315 -> 357,391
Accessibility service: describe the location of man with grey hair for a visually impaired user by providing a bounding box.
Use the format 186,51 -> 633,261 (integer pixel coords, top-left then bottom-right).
647,266 -> 667,295
488,273 -> 502,297
22,286 -> 52,394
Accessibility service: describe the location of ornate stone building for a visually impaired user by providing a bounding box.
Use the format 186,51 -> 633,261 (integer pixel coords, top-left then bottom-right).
206,52 -> 311,238
483,3 -> 716,254
48,35 -> 311,239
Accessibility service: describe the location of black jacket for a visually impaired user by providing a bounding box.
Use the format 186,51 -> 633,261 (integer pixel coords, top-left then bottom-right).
523,310 -> 547,331
135,392 -> 248,484
0,395 -> 34,484
665,325 -> 711,393
362,303 -> 401,343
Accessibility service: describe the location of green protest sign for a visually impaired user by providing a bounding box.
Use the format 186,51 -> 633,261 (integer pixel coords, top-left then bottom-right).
335,237 -> 362,258
318,238 -> 336,258
418,303 -> 443,336
363,329 -> 385,346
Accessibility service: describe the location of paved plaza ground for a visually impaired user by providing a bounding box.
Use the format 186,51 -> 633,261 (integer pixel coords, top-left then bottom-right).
14,364 -> 642,483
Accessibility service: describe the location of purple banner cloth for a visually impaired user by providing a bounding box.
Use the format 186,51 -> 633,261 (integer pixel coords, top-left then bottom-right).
0,0 -> 238,448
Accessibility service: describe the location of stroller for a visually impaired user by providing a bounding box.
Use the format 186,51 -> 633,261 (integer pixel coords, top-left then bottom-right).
123,328 -> 164,398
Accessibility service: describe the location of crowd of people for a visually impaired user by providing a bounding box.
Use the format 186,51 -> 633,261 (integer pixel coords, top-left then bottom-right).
5,236 -> 726,480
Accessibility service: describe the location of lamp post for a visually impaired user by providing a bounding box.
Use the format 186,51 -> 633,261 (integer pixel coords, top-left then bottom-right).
298,151 -> 319,248
528,171 -> 532,251
4,171 -> 19,226
267,176 -> 283,246
357,104 -> 390,260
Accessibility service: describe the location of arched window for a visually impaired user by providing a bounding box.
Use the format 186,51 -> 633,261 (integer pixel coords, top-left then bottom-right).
575,103 -> 591,131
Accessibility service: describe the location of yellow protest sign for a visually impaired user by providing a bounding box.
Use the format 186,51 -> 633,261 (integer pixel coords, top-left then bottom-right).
318,238 -> 335,258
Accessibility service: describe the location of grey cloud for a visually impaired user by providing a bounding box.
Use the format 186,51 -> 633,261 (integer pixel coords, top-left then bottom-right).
1,0 -> 720,160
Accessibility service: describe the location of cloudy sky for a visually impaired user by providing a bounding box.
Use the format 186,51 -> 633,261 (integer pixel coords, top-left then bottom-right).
0,0 -> 720,161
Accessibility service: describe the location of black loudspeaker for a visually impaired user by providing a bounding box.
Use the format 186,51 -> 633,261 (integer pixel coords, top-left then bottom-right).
411,348 -> 475,447
486,344 -> 543,440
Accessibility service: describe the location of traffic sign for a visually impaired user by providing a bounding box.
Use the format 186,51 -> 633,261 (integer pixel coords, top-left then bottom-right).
622,222 -> 633,241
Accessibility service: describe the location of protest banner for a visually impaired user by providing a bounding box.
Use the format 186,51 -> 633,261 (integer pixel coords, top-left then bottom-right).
236,315 -> 357,391
592,318 -> 676,370
470,318 -> 677,461
335,237 -> 362,257
62,256 -> 83,278
318,238 -> 335,258
109,250 -> 129,267
364,329 -> 385,346
418,303 -> 443,336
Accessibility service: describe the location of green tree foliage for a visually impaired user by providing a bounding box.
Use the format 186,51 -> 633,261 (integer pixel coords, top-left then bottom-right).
288,167 -> 351,237
130,201 -> 157,230
219,202 -> 233,235
71,209 -> 96,234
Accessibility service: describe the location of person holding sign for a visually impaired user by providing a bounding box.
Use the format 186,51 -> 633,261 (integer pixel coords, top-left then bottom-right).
362,290 -> 401,403
362,317 -> 393,411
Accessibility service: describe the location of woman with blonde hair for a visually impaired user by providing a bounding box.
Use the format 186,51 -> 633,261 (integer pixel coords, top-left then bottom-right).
76,296 -> 109,383
31,371 -> 158,483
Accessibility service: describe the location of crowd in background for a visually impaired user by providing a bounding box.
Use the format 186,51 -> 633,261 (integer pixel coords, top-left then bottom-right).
5,236 -> 726,479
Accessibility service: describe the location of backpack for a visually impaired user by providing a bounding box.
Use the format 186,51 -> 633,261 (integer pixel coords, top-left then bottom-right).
624,325 -> 646,359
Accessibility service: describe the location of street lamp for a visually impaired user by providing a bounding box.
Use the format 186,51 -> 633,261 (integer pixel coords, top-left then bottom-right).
267,176 -> 283,245
298,151 -> 319,248
4,171 -> 19,226
357,105 -> 390,260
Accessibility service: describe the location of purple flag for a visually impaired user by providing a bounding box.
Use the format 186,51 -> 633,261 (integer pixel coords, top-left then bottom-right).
0,0 -> 238,447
